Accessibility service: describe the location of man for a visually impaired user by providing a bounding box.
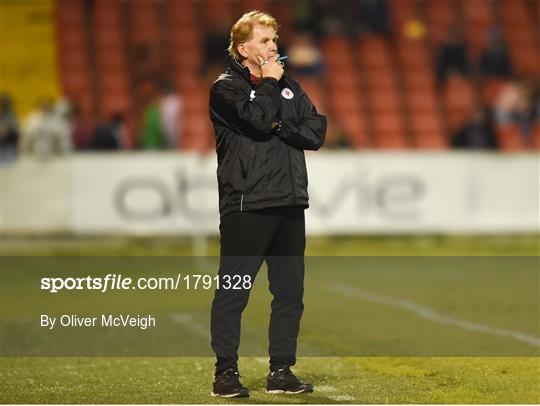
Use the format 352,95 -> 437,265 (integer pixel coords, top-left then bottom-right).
209,10 -> 326,398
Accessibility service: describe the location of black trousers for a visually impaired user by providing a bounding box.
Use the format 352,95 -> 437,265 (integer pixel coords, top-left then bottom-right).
210,206 -> 306,374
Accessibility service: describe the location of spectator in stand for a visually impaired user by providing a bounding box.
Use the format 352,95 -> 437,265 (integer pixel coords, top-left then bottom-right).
159,83 -> 182,149
358,0 -> 390,36
319,0 -> 361,37
479,28 -> 513,79
133,44 -> 164,130
290,1 -> 323,36
287,32 -> 324,77
202,20 -> 230,81
317,0 -> 390,37
133,44 -> 164,90
140,96 -> 164,149
22,99 -> 72,159
69,102 -> 93,150
451,107 -> 498,149
494,80 -> 540,145
90,114 -> 129,150
0,94 -> 20,164
436,25 -> 470,86
494,82 -> 523,123
325,123 -> 352,149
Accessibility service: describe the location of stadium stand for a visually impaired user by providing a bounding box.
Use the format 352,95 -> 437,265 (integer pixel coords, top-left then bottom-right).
48,0 -> 540,151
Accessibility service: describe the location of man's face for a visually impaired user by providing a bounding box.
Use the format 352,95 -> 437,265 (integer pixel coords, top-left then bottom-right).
239,24 -> 278,65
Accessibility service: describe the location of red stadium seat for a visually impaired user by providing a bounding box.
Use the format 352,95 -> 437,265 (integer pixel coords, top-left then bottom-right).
498,0 -> 530,23
510,48 -> 540,77
330,90 -> 364,115
495,124 -> 526,151
413,133 -> 448,149
425,0 -> 458,43
336,113 -> 369,148
364,68 -> 398,91
181,112 -> 214,151
327,70 -> 359,90
169,0 -> 197,26
100,93 -> 131,119
406,90 -> 439,113
358,37 -> 392,69
410,112 -> 447,150
443,76 -> 476,130
369,90 -> 401,113
98,72 -> 129,93
130,0 -> 161,44
390,0 -> 417,24
296,77 -> 326,113
481,79 -> 509,106
372,112 -> 407,146
397,42 -> 431,69
402,70 -> 436,91
322,37 -> 355,71
203,0 -> 235,28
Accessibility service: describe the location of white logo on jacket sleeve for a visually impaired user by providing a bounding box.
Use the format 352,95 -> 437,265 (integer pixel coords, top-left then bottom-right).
249,90 -> 256,101
281,88 -> 294,99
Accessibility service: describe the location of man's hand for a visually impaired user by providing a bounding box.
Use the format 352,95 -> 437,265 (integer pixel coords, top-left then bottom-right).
257,54 -> 284,81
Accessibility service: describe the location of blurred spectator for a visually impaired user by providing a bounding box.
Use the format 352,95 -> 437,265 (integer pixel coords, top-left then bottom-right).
22,99 -> 72,159
325,124 -> 352,149
319,0 -> 361,36
159,83 -> 182,149
479,29 -> 513,79
133,44 -> 163,119
358,0 -> 390,36
69,102 -> 93,150
494,80 -> 540,144
452,107 -> 498,149
133,44 -> 163,89
0,94 -> 20,164
436,26 -> 470,85
202,20 -> 229,82
290,1 -> 323,36
140,98 -> 164,149
319,0 -> 389,37
287,32 -> 324,77
90,114 -> 129,150
203,20 -> 229,68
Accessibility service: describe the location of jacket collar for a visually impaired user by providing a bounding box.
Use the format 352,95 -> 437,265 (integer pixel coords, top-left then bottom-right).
229,58 -> 252,81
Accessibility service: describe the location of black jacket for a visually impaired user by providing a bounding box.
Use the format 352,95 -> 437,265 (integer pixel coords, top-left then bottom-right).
209,59 -> 327,218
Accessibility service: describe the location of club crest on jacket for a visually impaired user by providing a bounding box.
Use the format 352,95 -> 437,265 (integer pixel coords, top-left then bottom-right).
281,88 -> 294,99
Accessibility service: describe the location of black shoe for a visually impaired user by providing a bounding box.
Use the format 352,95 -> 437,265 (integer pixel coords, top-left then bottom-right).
211,368 -> 249,398
266,366 -> 314,394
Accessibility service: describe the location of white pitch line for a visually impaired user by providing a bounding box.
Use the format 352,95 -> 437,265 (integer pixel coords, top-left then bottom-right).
318,385 -> 355,401
169,312 -> 211,338
330,283 -> 540,348
328,394 -> 356,401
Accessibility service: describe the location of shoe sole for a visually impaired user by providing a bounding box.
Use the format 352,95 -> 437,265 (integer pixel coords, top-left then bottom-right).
211,391 -> 249,398
266,388 -> 314,394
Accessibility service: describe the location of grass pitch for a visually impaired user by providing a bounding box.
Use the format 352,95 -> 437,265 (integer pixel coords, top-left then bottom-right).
2,357 -> 539,404
1,235 -> 539,403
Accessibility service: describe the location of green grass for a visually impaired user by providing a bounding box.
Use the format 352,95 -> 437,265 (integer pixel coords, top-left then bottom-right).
2,234 -> 539,256
1,235 -> 539,403
1,357 -> 539,403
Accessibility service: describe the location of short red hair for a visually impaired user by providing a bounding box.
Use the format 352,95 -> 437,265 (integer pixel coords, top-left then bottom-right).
228,10 -> 279,61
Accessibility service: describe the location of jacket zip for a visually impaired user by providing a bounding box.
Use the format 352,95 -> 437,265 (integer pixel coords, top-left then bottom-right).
240,194 -> 244,211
